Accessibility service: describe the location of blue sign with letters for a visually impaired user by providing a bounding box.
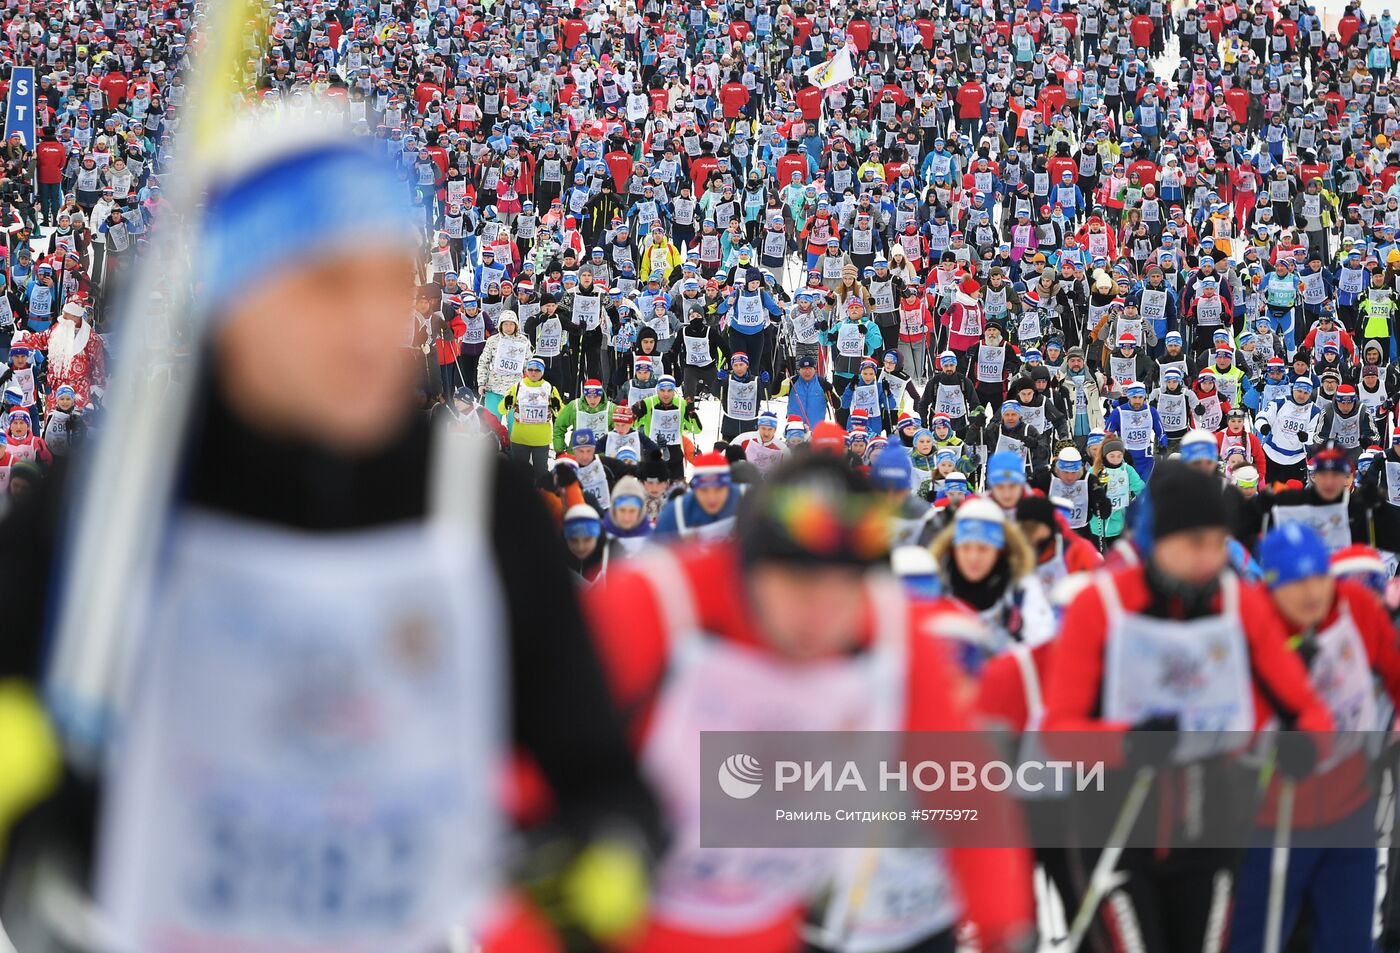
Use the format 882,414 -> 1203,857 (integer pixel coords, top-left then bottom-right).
5,67 -> 35,148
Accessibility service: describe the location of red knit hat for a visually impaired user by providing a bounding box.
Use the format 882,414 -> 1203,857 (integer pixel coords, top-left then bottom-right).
810,421 -> 847,453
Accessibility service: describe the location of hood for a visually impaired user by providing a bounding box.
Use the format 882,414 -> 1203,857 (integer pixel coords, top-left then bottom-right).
928,518 -> 1037,599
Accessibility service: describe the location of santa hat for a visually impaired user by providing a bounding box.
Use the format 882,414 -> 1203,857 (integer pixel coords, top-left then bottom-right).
582,378 -> 605,394
690,451 -> 731,488
63,301 -> 86,318
785,414 -> 807,436
1330,544 -> 1387,580
811,421 -> 846,452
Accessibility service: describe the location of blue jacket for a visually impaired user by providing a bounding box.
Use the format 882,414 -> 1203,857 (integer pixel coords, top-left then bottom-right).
653,487 -> 741,539
1105,402 -> 1167,455
784,373 -> 833,427
717,288 -> 784,332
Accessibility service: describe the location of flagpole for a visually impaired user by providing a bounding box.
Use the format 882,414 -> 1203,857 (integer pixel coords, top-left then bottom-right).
44,0 -> 268,773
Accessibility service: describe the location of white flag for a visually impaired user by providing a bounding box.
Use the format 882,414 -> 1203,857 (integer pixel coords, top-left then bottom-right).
805,46 -> 854,90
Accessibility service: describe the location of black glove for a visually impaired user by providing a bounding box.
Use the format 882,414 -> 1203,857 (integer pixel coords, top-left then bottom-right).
1274,731 -> 1318,780
1294,634 -> 1320,670
1124,714 -> 1180,769
554,464 -> 579,488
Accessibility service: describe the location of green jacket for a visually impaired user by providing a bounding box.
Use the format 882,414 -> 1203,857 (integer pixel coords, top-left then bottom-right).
630,394 -> 701,446
1089,462 -> 1145,539
553,396 -> 614,452
1362,297 -> 1396,341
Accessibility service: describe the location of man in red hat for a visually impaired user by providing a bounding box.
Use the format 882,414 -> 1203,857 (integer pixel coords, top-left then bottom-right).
17,297 -> 105,408
943,274 -> 986,359
652,450 -> 740,540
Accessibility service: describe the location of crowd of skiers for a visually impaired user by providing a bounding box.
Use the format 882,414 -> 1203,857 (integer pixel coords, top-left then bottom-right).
12,0 -> 1400,945
0,0 -> 171,500
409,0 -> 1400,945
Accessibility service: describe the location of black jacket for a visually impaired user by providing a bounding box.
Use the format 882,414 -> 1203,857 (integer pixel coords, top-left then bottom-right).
0,382 -> 661,904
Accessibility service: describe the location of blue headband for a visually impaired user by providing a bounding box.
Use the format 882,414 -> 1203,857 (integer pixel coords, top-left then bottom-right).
988,466 -> 1025,487
955,518 -> 1006,548
564,518 -> 602,540
1180,441 -> 1217,463
202,142 -> 417,318
691,471 -> 732,489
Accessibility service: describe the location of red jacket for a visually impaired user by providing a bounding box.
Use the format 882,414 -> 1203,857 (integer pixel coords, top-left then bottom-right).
587,544 -> 1036,952
896,298 -> 933,344
955,82 -> 985,119
976,641 -> 1054,731
35,141 -> 66,185
1060,530 -> 1104,575
1255,581 -> 1400,828
98,72 -> 129,109
1215,428 -> 1267,481
1129,14 -> 1155,47
1301,324 -> 1358,361
795,85 -> 823,120
719,82 -> 750,118
1044,565 -> 1332,764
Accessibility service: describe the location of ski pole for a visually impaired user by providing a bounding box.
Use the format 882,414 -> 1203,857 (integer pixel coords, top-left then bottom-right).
1263,779 -> 1296,953
1065,766 -> 1156,953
